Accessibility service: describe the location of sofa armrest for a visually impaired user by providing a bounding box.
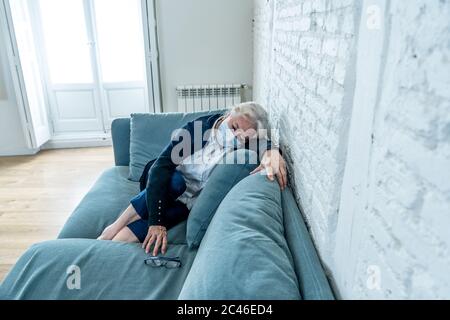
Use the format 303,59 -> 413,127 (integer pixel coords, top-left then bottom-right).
111,118 -> 131,166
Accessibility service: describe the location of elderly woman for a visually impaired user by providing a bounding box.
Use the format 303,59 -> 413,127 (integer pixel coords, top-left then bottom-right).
98,102 -> 287,256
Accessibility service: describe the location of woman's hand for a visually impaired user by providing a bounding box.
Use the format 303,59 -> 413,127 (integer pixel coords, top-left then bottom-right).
142,225 -> 168,256
250,149 -> 288,190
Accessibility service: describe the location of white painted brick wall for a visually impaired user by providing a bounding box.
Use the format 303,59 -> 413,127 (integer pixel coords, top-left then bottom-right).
253,0 -> 450,299
350,0 -> 450,299
253,0 -> 357,268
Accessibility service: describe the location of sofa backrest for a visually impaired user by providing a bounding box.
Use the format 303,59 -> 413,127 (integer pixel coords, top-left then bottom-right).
111,110 -> 227,167
281,188 -> 335,299
179,172 -> 335,300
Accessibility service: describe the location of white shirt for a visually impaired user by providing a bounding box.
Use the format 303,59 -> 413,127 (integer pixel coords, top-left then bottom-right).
175,123 -> 239,209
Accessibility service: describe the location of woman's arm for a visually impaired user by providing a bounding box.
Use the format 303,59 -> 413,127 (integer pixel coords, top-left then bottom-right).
250,148 -> 288,190
141,113 -> 222,255
141,120 -> 195,255
244,135 -> 287,190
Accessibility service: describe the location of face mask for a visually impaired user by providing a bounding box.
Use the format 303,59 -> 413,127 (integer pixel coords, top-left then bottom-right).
216,120 -> 243,149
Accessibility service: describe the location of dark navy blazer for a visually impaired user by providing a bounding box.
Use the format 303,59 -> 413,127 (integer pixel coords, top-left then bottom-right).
144,112 -> 274,227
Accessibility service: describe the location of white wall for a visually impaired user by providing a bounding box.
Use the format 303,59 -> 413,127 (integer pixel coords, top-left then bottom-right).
0,10 -> 32,156
254,0 -> 357,277
156,0 -> 254,112
337,0 -> 450,299
254,0 -> 450,299
0,53 -> 7,100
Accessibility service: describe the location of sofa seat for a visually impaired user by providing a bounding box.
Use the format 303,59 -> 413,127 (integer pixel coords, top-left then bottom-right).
0,239 -> 196,299
1,165 -> 196,299
57,166 -> 188,245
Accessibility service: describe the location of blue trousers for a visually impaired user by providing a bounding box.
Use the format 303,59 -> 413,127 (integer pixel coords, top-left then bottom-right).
127,170 -> 189,242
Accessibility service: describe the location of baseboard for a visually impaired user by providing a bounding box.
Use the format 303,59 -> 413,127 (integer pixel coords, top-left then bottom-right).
0,133 -> 112,155
42,133 -> 112,150
0,147 -> 40,156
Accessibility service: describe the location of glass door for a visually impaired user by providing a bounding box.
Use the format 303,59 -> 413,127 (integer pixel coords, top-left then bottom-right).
37,0 -> 102,133
35,0 -> 150,134
92,0 -> 148,129
6,0 -> 51,147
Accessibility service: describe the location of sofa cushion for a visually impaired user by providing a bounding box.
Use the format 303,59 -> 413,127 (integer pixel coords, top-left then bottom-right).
58,166 -> 138,239
57,166 -> 187,245
0,239 -> 197,299
129,111 -> 224,181
186,149 -> 258,248
178,173 -> 301,300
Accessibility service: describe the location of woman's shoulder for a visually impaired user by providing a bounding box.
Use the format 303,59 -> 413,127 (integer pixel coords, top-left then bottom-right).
195,112 -> 224,122
192,112 -> 224,128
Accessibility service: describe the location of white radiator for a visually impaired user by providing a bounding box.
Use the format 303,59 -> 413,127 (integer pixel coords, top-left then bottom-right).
176,84 -> 244,112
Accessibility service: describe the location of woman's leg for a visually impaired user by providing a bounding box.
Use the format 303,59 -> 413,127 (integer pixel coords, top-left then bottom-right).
97,204 -> 140,240
98,188 -> 149,240
114,200 -> 189,245
111,226 -> 139,243
100,173 -> 187,242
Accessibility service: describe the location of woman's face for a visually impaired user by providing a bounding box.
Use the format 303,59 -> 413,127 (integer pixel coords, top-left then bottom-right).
225,114 -> 257,141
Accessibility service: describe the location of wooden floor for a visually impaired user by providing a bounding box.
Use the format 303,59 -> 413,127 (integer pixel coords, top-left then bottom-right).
0,147 -> 113,282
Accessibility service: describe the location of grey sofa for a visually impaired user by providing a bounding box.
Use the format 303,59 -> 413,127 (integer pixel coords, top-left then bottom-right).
0,111 -> 334,300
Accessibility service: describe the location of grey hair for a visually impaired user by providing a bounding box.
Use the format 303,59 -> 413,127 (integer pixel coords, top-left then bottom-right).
215,101 -> 271,140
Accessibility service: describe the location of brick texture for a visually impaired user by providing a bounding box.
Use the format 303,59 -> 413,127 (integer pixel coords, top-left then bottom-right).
253,0 -> 450,299
351,0 -> 450,299
254,0 -> 357,265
